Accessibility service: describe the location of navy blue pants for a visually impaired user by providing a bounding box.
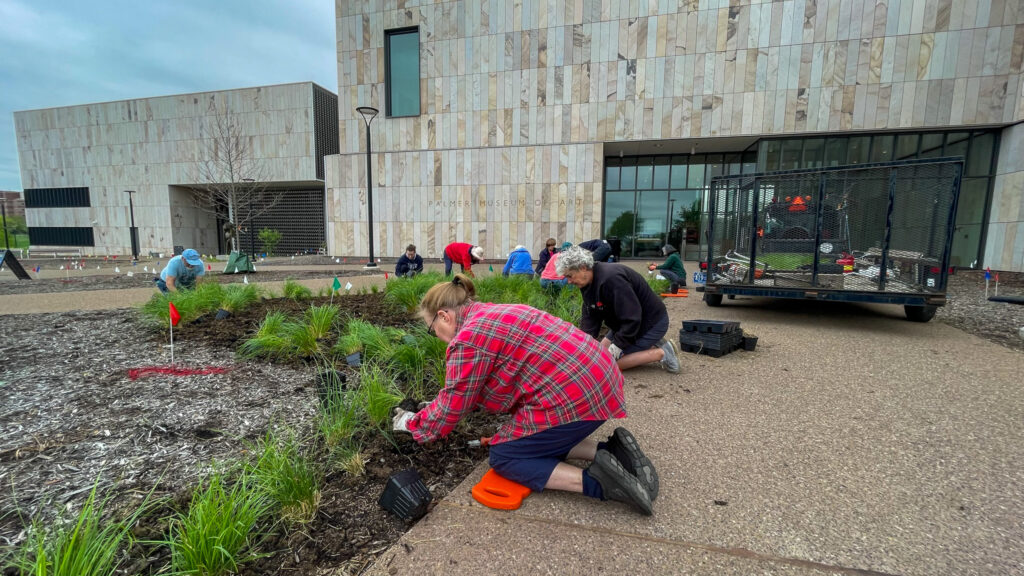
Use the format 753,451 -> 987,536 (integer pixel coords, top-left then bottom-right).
608,312 -> 669,355
488,420 -> 605,492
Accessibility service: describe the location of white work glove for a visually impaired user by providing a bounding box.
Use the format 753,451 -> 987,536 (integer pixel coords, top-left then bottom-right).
392,407 -> 415,433
607,343 -> 624,360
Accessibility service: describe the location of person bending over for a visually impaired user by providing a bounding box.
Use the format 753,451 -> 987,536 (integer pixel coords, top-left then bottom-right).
649,244 -> 686,294
557,246 -> 680,374
443,242 -> 484,277
502,245 -> 534,279
396,244 -> 424,277
578,239 -> 613,262
535,238 -> 557,276
155,249 -> 205,293
392,274 -> 659,515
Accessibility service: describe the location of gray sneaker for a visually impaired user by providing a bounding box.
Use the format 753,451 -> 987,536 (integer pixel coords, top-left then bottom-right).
659,339 -> 681,374
587,450 -> 653,515
607,427 -> 659,501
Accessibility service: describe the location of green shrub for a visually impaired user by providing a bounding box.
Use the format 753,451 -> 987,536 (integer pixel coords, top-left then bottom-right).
645,275 -> 670,295
165,469 -> 271,576
8,482 -> 153,576
249,430 -> 322,525
257,228 -> 282,257
282,279 -> 312,301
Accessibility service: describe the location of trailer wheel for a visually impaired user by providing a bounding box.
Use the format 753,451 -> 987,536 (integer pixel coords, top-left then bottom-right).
904,305 -> 937,322
705,293 -> 723,307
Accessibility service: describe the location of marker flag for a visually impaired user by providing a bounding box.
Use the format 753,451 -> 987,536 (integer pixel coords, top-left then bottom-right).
489,265 -> 494,272
243,275 -> 249,284
127,271 -> 134,277
984,267 -> 991,280
144,266 -> 149,272
332,277 -> 341,291
234,268 -> 239,274
343,258 -> 347,263
384,272 -> 389,280
344,282 -> 353,291
115,266 -> 120,273
169,302 -> 181,327
207,264 -> 212,271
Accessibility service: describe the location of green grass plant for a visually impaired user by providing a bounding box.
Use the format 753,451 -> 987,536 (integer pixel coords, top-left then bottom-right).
249,430 -> 322,525
8,482 -> 152,576
383,272 -> 445,312
356,364 -> 403,429
165,469 -> 271,576
328,441 -> 366,477
304,305 -> 340,340
282,279 -> 312,301
238,311 -> 293,360
646,275 -> 670,295
333,319 -> 402,362
140,282 -> 227,326
220,284 -> 261,313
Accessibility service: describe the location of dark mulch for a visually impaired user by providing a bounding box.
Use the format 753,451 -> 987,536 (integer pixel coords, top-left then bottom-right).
937,270 -> 1024,352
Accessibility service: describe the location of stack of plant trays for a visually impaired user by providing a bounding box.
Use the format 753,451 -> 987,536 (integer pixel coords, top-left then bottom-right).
678,320 -> 744,358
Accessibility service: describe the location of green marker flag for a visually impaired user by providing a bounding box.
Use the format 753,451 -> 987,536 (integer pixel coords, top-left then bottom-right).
332,277 -> 341,291
489,265 -> 494,272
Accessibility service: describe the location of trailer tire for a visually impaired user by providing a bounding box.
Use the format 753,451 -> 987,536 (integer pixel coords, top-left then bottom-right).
904,304 -> 937,323
704,293 -> 723,307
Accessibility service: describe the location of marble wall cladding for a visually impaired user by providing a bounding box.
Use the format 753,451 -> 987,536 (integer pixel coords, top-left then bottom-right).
335,1 -> 1024,153
985,123 -> 1024,270
325,142 -> 603,257
15,82 -> 323,254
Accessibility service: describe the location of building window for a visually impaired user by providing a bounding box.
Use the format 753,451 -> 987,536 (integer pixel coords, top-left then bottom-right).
385,28 -> 420,118
24,187 -> 90,208
28,226 -> 94,246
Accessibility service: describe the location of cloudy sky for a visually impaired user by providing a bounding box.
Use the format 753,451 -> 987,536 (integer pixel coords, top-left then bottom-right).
0,0 -> 337,191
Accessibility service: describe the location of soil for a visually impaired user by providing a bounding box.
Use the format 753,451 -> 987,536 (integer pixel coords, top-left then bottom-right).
0,269 -> 373,296
0,293 -> 493,575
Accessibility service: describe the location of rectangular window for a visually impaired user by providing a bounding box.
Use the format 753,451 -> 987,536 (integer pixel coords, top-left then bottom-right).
386,28 -> 420,117
24,187 -> 90,208
28,226 -> 95,246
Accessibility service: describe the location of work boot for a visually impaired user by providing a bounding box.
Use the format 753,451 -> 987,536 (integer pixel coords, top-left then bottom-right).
669,282 -> 679,294
606,427 -> 659,500
587,450 -> 653,515
659,339 -> 681,374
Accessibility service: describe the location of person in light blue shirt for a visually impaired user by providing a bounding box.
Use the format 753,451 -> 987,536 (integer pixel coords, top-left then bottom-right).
502,245 -> 534,279
155,248 -> 205,293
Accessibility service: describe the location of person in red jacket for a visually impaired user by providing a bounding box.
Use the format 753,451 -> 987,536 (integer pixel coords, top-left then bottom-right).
443,242 -> 484,276
392,274 -> 658,515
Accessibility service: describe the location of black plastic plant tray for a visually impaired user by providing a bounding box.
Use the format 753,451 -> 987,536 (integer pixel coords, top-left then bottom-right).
682,320 -> 741,334
679,329 -> 744,350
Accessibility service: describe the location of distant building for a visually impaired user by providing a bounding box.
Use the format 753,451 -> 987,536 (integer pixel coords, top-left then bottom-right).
14,82 -> 338,256
325,1 -> 1024,271
0,191 -> 24,218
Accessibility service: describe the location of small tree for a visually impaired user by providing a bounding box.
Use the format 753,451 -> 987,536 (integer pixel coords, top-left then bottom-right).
258,228 -> 282,256
189,99 -> 283,252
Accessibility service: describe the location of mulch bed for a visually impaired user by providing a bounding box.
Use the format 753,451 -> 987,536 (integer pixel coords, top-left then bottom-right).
936,270 -> 1024,352
0,293 -> 493,575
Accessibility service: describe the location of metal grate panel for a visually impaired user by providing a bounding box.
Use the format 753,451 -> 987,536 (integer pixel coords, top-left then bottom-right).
238,189 -> 325,256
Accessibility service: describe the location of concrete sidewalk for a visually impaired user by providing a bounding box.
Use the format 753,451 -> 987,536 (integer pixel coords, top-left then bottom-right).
363,295 -> 1024,576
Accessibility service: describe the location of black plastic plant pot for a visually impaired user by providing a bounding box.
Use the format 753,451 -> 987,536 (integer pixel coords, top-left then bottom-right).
345,352 -> 362,367
379,468 -> 432,521
215,308 -> 231,320
742,335 -> 758,351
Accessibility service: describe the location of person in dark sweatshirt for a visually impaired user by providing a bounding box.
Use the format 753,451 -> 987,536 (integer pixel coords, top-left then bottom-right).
502,245 -> 535,278
557,246 -> 680,374
396,244 -> 424,277
578,239 -> 613,262
649,244 -> 686,294
535,238 -> 557,276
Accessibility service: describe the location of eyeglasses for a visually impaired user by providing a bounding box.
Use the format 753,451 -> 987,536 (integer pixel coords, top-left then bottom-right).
427,312 -> 440,337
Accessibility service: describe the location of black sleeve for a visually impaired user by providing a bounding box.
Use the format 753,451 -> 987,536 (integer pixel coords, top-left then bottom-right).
607,277 -> 644,349
395,256 -> 409,275
413,255 -> 423,270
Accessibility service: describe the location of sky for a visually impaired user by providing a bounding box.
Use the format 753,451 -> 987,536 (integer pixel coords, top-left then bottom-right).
0,0 -> 337,191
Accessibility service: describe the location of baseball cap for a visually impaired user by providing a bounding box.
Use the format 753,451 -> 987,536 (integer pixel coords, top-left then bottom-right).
182,249 -> 203,266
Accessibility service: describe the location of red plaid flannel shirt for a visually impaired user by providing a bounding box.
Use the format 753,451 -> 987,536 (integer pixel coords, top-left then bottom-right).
408,302 -> 626,445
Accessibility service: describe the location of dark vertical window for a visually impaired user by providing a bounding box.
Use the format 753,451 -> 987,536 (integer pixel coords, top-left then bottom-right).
386,28 -> 420,117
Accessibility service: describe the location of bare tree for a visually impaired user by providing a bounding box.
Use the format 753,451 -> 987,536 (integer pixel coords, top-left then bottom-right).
190,101 -> 282,253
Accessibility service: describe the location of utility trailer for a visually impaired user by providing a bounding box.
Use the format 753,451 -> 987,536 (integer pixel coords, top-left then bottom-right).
703,158 -> 963,322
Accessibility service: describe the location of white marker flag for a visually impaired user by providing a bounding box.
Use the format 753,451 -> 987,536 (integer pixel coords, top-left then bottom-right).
344,282 -> 352,291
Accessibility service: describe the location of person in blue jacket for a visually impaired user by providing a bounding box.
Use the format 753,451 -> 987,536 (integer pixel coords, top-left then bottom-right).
395,244 -> 424,277
502,245 -> 534,279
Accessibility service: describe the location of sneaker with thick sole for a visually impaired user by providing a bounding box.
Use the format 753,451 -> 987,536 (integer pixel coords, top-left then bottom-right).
659,339 -> 681,374
606,427 -> 659,500
587,450 -> 653,515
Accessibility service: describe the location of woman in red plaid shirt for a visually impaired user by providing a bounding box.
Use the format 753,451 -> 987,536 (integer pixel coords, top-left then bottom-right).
392,274 -> 658,515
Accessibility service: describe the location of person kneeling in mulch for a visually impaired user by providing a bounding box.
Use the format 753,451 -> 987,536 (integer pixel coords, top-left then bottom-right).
155,249 -> 205,293
649,244 -> 686,294
558,246 -> 681,375
392,274 -> 658,515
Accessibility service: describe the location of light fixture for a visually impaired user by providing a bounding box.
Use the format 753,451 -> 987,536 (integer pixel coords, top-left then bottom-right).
356,106 -> 380,268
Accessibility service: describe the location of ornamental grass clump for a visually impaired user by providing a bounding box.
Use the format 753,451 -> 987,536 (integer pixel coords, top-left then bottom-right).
333,319 -> 402,362
220,284 -> 261,313
383,272 -> 445,312
282,279 -> 313,301
238,311 -> 292,360
139,282 -> 227,326
356,363 -> 403,430
165,469 -> 271,576
249,430 -> 322,525
304,305 -> 340,340
8,482 -> 152,576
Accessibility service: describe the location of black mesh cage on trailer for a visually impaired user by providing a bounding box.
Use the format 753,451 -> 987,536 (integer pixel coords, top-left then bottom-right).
704,158 -> 963,322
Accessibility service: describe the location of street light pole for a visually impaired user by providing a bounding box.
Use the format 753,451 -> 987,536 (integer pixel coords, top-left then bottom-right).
125,190 -> 138,261
666,198 -> 676,247
1,201 -> 10,250
356,106 -> 379,269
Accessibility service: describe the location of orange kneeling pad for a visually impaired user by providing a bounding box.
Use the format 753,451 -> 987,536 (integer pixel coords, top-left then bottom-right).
472,469 -> 532,510
660,290 -> 689,298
